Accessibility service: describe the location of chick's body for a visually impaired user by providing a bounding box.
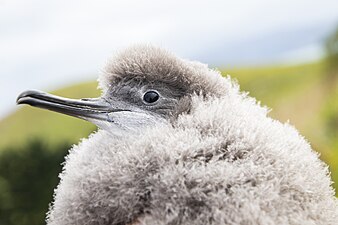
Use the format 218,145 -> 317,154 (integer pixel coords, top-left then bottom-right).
48,90 -> 338,225
18,46 -> 338,225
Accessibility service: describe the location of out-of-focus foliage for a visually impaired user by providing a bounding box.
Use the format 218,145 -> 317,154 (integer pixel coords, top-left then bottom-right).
321,75 -> 338,183
322,25 -> 338,189
323,87 -> 338,140
325,26 -> 338,71
0,140 -> 69,225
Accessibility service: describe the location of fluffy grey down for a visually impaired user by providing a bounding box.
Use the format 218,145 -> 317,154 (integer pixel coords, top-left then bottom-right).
47,45 -> 338,225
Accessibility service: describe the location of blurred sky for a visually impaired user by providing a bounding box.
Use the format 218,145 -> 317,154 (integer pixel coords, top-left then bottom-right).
1,0 -> 338,119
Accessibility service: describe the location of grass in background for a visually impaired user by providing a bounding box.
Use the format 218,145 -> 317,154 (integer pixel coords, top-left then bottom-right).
0,140 -> 69,225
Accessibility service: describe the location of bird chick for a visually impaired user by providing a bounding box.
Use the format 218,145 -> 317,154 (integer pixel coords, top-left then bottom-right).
17,45 -> 338,225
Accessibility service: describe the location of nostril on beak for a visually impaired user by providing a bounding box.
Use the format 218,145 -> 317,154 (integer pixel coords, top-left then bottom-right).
81,98 -> 99,101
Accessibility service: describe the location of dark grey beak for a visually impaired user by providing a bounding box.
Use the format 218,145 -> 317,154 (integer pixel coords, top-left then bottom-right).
16,90 -> 127,122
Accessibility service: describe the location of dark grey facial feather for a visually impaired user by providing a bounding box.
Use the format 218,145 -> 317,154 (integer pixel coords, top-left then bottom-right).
104,79 -> 191,119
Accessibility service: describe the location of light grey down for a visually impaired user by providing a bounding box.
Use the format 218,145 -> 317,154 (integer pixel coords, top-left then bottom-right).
46,45 -> 338,225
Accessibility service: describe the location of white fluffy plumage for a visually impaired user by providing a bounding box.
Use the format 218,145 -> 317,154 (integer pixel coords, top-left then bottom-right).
45,46 -> 338,225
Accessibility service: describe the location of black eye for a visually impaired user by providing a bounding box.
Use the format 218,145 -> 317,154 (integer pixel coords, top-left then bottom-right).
143,91 -> 159,103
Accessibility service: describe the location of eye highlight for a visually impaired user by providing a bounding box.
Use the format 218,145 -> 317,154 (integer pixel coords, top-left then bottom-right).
143,90 -> 159,104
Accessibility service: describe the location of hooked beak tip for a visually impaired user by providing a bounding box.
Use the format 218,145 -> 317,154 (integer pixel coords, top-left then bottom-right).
16,90 -> 43,105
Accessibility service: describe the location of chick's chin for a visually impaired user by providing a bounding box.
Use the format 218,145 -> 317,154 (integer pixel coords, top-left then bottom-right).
89,110 -> 168,137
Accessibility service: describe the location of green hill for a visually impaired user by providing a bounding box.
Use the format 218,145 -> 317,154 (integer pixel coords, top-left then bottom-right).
1,61 -> 337,189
